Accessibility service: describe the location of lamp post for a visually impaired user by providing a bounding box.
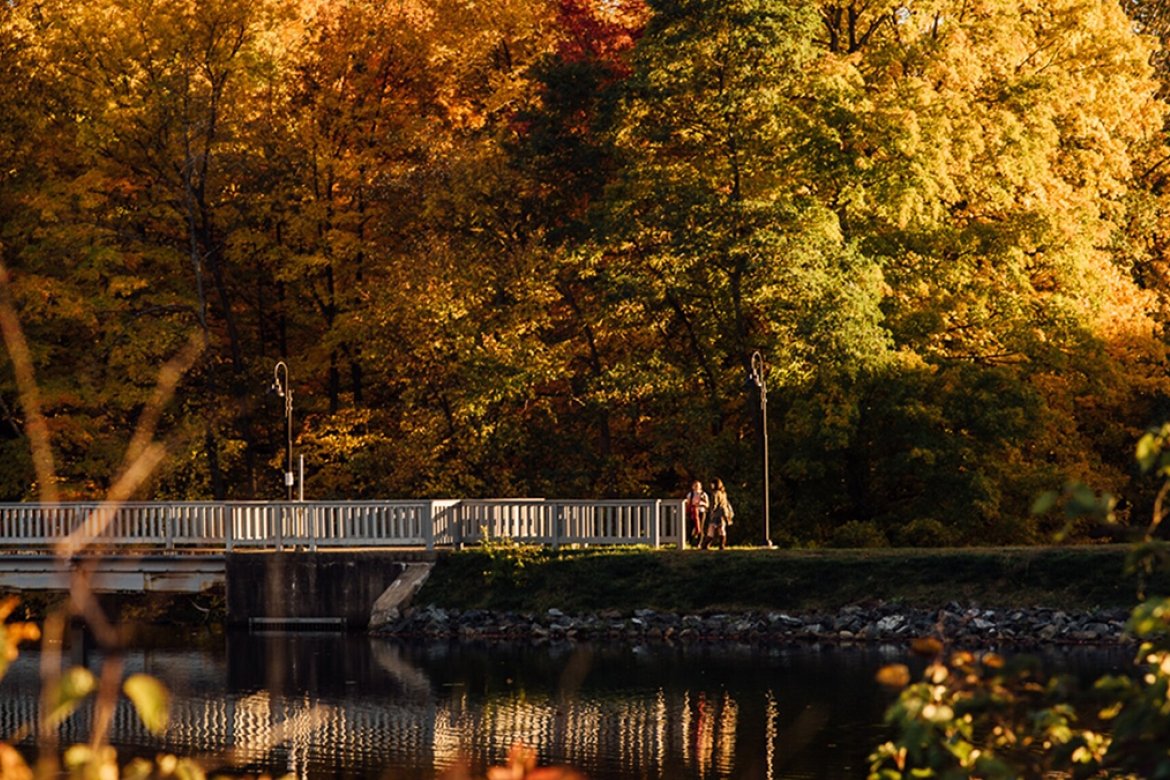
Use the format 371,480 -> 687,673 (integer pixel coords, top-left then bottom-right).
749,351 -> 773,548
272,360 -> 294,501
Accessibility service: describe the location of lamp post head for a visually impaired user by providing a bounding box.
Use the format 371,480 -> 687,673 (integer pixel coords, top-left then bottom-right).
272,360 -> 289,397
749,351 -> 766,391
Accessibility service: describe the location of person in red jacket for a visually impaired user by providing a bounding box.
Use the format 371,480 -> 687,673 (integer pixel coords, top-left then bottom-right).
685,480 -> 708,546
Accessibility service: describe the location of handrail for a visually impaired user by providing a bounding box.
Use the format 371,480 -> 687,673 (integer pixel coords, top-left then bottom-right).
0,499 -> 688,551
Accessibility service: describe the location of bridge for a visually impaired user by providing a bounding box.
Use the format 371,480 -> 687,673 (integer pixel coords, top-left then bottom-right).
0,499 -> 687,610
0,498 -> 686,552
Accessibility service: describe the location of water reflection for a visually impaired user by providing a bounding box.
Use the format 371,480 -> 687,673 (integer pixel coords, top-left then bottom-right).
0,634 -> 1133,779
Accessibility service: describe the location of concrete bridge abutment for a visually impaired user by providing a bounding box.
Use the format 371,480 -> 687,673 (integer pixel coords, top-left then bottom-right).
224,550 -> 436,630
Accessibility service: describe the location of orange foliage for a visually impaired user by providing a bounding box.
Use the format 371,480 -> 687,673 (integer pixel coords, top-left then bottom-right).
440,743 -> 586,780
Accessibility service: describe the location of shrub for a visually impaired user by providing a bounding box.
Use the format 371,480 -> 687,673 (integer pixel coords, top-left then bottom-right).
478,531 -> 548,589
828,520 -> 888,548
890,518 -> 955,548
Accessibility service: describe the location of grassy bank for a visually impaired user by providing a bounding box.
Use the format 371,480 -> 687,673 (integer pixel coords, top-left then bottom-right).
416,545 -> 1169,614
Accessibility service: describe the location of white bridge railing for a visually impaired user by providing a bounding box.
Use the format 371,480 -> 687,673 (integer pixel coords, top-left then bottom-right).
0,499 -> 686,552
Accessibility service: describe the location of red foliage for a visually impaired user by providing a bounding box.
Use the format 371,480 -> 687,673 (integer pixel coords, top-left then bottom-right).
556,0 -> 648,75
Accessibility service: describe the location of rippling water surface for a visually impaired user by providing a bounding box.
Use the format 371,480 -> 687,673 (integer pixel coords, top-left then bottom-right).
0,633 -> 1132,779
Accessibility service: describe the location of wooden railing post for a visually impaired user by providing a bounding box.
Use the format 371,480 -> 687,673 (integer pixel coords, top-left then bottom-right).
423,501 -> 435,551
309,503 -> 317,552
650,500 -> 661,548
454,501 -> 464,550
225,504 -> 234,552
275,503 -> 284,552
551,502 -> 562,550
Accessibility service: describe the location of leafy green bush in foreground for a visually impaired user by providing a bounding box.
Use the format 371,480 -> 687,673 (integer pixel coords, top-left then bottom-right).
870,426 -> 1170,778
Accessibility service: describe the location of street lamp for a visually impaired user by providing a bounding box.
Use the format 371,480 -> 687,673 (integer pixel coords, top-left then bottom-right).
272,360 -> 294,500
749,351 -> 773,548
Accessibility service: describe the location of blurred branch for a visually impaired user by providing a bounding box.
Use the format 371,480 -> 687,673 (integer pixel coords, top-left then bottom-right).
35,613 -> 65,774
89,655 -> 124,751
55,332 -> 202,559
0,259 -> 58,504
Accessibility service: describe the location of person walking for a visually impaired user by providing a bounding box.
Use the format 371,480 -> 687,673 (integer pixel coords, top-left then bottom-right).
700,478 -> 734,550
685,480 -> 709,546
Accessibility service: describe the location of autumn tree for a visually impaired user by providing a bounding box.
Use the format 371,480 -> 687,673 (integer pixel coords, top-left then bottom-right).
258,0 -> 567,497
561,0 -> 891,521
0,3 -> 61,497
779,0 -> 1170,542
1,0 -> 1168,543
0,0 -> 296,498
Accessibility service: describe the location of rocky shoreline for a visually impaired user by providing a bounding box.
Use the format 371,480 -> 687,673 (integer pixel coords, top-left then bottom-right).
377,602 -> 1134,647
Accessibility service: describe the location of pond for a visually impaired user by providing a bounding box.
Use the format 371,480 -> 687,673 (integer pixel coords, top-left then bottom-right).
0,632 -> 1135,779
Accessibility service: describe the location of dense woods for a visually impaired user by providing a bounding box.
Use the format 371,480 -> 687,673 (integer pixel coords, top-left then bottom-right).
2,0 -> 1170,547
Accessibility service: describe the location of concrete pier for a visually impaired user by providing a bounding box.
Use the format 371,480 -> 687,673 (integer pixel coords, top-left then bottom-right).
224,550 -> 437,630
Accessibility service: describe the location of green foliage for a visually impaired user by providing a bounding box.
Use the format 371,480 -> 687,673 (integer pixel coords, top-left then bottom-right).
478,531 -> 549,590
870,596 -> 1170,779
890,518 -> 956,549
870,650 -> 1102,779
1097,597 -> 1170,778
829,520 -> 888,549
1137,423 -> 1170,477
123,673 -> 171,736
45,666 -> 97,730
1031,481 -> 1118,543
869,425 -> 1170,778
783,362 -> 1060,546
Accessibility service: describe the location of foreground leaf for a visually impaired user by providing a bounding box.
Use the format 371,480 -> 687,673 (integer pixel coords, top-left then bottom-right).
45,666 -> 95,728
124,673 -> 171,735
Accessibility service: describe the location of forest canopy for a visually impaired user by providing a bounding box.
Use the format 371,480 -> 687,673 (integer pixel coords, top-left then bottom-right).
2,0 -> 1170,547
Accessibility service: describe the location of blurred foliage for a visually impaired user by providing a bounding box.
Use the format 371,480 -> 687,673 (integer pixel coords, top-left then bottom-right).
869,427 -> 1170,777
0,598 -> 187,778
870,649 -> 1104,779
0,597 -> 38,680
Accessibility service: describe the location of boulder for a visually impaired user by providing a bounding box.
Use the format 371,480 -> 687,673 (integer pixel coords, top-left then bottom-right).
368,563 -> 434,631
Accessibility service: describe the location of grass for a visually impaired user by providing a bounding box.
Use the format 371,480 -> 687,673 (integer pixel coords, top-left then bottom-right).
416,544 -> 1169,614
